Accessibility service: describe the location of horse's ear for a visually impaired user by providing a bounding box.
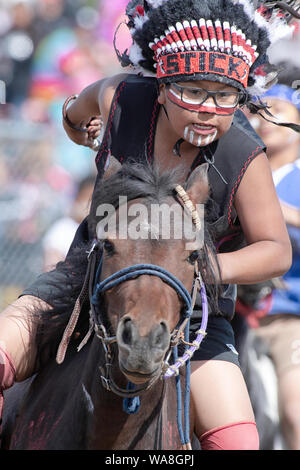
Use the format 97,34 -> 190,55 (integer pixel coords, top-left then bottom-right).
103,154 -> 122,180
185,163 -> 210,204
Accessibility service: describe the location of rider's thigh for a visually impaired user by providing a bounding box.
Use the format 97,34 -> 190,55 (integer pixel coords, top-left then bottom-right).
0,295 -> 49,381
190,359 -> 255,438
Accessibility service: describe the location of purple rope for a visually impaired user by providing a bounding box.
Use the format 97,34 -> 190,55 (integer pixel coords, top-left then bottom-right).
164,280 -> 208,379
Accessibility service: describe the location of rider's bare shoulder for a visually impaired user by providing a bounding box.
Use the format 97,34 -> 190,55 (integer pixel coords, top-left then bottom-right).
98,73 -> 130,122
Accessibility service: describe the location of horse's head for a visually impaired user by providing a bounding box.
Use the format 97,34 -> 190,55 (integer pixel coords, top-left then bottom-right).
89,159 -> 212,386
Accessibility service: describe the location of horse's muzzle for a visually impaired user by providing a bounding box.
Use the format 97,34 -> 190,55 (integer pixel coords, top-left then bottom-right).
116,316 -> 170,383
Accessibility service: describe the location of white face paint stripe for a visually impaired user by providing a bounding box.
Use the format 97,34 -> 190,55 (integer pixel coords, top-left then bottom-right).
197,135 -> 202,147
211,129 -> 218,141
169,87 -> 181,99
205,129 -> 218,146
189,130 -> 195,144
184,126 -> 189,140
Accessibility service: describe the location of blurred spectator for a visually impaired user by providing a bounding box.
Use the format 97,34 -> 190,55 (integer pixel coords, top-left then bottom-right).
42,174 -> 95,271
241,68 -> 300,449
0,0 -> 36,104
32,0 -> 72,44
0,0 -> 125,309
0,0 -> 132,307
0,118 -> 74,309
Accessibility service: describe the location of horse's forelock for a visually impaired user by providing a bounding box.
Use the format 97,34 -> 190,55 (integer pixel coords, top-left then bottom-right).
89,163 -> 183,235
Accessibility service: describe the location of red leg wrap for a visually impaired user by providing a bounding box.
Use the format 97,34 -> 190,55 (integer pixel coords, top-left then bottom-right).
200,421 -> 259,450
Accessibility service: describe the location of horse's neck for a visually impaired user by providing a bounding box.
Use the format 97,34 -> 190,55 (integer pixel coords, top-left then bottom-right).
77,337 -> 125,447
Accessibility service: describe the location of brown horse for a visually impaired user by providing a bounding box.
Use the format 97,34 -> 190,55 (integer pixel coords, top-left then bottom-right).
1,161 -> 217,450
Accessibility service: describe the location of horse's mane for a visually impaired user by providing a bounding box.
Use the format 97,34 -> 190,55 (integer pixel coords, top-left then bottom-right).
32,162 -> 220,369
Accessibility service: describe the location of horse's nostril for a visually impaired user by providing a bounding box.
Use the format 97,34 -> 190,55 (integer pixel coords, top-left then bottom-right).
153,321 -> 169,348
122,318 -> 133,346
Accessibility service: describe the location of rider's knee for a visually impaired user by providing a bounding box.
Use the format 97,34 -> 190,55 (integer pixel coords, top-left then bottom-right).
199,421 -> 259,450
0,345 -> 16,391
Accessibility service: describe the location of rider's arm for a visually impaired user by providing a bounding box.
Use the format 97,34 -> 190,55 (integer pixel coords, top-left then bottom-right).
62,73 -> 130,147
218,152 -> 292,284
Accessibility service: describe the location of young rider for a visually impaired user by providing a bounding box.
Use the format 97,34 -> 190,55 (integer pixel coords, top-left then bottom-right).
1,0 -> 299,449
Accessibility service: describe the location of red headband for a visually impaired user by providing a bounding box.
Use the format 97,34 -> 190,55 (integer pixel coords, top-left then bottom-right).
157,50 -> 249,88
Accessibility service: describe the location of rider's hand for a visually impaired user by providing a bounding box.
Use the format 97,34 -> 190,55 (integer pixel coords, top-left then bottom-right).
86,116 -> 103,150
63,114 -> 103,150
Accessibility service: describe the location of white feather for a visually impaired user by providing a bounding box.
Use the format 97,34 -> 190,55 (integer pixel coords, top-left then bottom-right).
133,12 -> 150,31
147,0 -> 168,8
131,65 -> 157,77
128,41 -> 145,65
247,73 -> 274,96
230,0 -> 255,21
267,17 -> 294,42
253,8 -> 270,30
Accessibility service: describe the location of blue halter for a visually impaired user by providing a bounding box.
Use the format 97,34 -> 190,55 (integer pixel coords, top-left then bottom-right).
91,263 -> 193,318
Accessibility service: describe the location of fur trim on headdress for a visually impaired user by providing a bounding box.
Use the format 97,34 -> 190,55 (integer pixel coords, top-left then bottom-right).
121,0 -> 299,96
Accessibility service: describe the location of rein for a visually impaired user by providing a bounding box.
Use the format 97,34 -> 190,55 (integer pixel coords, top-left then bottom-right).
56,184 -> 209,450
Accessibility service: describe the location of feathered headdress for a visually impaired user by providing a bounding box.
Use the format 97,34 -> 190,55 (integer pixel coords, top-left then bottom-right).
116,0 -> 300,97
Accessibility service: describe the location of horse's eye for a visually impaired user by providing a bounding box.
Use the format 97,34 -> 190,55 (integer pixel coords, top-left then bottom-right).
103,239 -> 115,255
187,250 -> 200,264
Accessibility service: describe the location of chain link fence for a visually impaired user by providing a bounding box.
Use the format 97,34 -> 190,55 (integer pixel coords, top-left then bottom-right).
0,117 -> 74,310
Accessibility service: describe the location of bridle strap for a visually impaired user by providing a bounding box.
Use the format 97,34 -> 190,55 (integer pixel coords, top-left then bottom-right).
56,241 -> 99,364
92,264 -> 193,315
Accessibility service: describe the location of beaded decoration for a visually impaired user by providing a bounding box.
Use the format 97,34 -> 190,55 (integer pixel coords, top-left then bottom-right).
149,19 -> 258,68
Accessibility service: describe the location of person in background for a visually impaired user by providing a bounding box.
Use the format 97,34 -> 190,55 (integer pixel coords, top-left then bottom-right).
242,79 -> 300,449
42,175 -> 95,271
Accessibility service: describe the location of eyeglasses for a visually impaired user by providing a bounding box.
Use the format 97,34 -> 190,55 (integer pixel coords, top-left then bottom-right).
171,83 -> 245,109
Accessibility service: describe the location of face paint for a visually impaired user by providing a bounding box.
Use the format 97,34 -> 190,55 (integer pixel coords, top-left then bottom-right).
184,126 -> 189,140
184,125 -> 196,145
183,125 -> 217,147
196,135 -> 202,147
204,129 -> 218,146
184,126 -> 199,145
167,87 -> 236,116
